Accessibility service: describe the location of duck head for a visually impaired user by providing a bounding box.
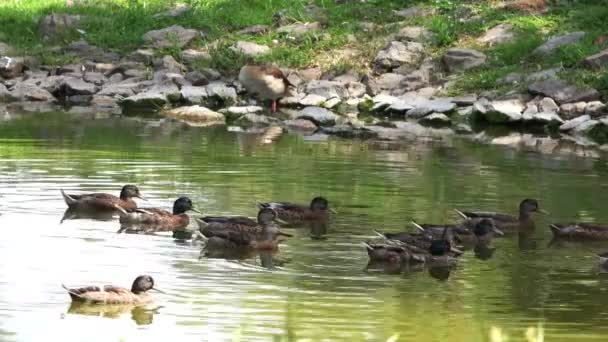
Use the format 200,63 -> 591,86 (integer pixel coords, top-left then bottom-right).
120,185 -> 143,201
519,198 -> 547,218
173,197 -> 200,215
474,219 -> 503,237
258,208 -> 292,238
310,197 -> 334,213
131,275 -> 155,294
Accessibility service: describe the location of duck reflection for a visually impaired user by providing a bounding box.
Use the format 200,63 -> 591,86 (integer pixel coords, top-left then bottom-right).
428,265 -> 452,281
66,302 -> 158,325
200,248 -> 286,269
60,208 -> 117,223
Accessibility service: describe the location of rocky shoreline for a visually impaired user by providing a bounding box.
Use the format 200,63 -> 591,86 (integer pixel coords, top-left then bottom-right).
1,7 -> 608,159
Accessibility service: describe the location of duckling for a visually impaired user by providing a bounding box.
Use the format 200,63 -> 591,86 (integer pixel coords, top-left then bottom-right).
549,223 -> 608,240
239,64 -> 293,113
258,196 -> 335,224
62,275 -> 159,305
201,208 -> 292,251
119,197 -> 199,232
60,185 -> 143,212
455,198 -> 547,233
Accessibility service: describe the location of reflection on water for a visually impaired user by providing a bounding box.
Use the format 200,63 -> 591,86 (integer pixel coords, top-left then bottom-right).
1,112 -> 608,341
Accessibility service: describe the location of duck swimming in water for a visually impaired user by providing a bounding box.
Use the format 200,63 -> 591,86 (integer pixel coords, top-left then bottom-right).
119,197 -> 199,232
455,198 -> 547,233
62,275 -> 159,305
258,197 -> 335,224
60,185 -> 143,212
549,222 -> 608,241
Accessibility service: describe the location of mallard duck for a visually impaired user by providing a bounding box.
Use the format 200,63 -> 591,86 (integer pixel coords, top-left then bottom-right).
118,197 -> 199,232
258,197 -> 335,223
455,198 -> 547,232
549,223 -> 608,240
62,275 -> 159,305
239,64 -> 293,113
375,225 -> 462,253
60,185 -> 143,212
364,236 -> 460,266
416,219 -> 504,247
200,208 -> 292,251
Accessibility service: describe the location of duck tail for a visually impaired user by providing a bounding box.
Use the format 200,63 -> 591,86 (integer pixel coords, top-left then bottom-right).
61,284 -> 82,299
549,223 -> 561,235
372,230 -> 386,238
454,209 -> 468,220
411,221 -> 425,232
361,242 -> 374,251
60,189 -> 76,206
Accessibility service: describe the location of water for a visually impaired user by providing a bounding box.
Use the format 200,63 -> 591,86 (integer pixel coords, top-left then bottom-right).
2,111 -> 608,342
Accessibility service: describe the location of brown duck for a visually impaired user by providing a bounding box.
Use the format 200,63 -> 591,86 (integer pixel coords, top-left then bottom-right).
62,275 -> 159,305
365,232 -> 461,266
258,197 -> 335,224
412,219 -> 503,247
61,185 -> 143,212
455,198 -> 547,233
119,197 -> 199,232
238,64 -> 293,113
550,223 -> 608,240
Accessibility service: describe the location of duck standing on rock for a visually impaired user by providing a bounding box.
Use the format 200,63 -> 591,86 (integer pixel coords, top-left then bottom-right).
60,185 -> 144,213
62,275 -> 160,305
238,64 -> 293,113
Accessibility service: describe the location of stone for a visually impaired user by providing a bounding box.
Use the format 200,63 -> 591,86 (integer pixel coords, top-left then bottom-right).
407,98 -> 456,118
371,94 -> 399,111
64,77 -> 98,95
230,41 -> 270,57
153,3 -> 190,18
236,113 -> 271,126
107,73 -> 124,83
442,48 -> 487,72
237,25 -> 270,35
162,105 -> 225,126
185,71 -> 209,86
522,111 -> 564,124
305,80 -> 348,99
129,49 -> 155,64
539,97 -> 559,113
299,94 -> 327,106
277,22 -> 321,38
205,82 -> 237,105
483,99 -> 525,123
180,86 -> 208,104
221,106 -> 264,115
528,79 -> 600,104
324,97 -> 341,109
364,73 -> 405,96
346,82 -> 366,98
181,49 -> 212,64
83,72 -> 106,86
91,95 -> 120,109
38,13 -> 82,39
585,101 -> 606,116
98,81 -> 151,97
332,72 -> 360,84
155,55 -> 186,73
559,114 -> 591,131
453,94 -> 478,106
296,106 -> 338,126
525,68 -> 561,83
533,32 -> 586,55
123,69 -> 147,79
497,72 -> 524,85
560,102 -> 587,119
299,67 -> 322,81
120,82 -> 180,112
396,26 -> 437,43
67,95 -> 92,105
9,84 -> 56,102
0,57 -> 25,79
197,68 -> 221,81
457,106 -> 474,117
142,25 -> 199,49
284,118 -> 318,131
394,6 -> 433,19
477,23 -> 515,45
373,41 -> 425,72
420,112 -> 451,125
573,119 -> 599,133
585,49 -> 608,69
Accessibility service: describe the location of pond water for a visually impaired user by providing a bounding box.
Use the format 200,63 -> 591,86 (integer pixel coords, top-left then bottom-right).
1,111 -> 608,342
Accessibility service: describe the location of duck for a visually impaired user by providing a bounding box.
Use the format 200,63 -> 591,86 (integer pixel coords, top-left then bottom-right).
62,275 -> 159,305
364,235 -> 461,266
238,64 -> 293,113
200,207 -> 292,251
257,197 -> 335,224
454,198 -> 547,233
118,197 -> 199,232
549,223 -> 608,240
60,185 -> 143,212
413,219 -> 503,247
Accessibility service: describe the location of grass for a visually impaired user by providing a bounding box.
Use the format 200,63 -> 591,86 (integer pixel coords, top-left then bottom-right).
0,0 -> 607,96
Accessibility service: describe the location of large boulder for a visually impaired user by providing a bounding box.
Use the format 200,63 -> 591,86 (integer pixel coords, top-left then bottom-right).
559,114 -> 591,131
205,82 -> 237,106
533,32 -> 586,55
63,77 -> 98,95
477,99 -> 525,123
363,73 -> 405,96
373,41 -> 424,72
180,86 -> 208,104
528,79 -> 600,104
162,105 -> 225,126
142,25 -> 199,48
9,84 -> 56,102
442,48 -> 486,72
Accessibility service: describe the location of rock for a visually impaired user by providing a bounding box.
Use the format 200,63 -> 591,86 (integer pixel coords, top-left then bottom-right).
477,23 -> 515,45
332,71 -> 360,84
153,4 -> 190,18
9,84 -> 56,102
522,111 -> 564,124
0,57 -> 25,79
364,73 -> 405,96
64,77 -> 98,95
123,69 -> 148,79
345,82 -> 366,98
373,41 -> 425,72
407,98 -> 456,118
205,82 -> 237,106
180,86 -> 208,104
442,48 -> 486,72
120,82 -> 180,112
533,32 -> 586,55
452,94 -> 477,106
107,73 -> 124,83
180,49 -> 212,64
559,114 -> 591,131
184,71 -> 209,86
573,119 -> 599,133
296,106 -> 338,126
457,106 -> 474,117
230,41 -> 270,57
237,25 -> 270,35
305,80 -> 348,99
396,26 -> 437,43
483,99 -> 525,123
420,113 -> 451,125
129,49 -> 155,64
162,105 -> 225,126
585,101 -> 606,116
142,25 -> 199,48
299,94 -> 327,106
277,22 -> 321,38
197,68 -> 221,81
528,79 -> 600,104
91,95 -> 120,110
83,72 -> 106,86
66,95 -> 92,105
98,81 -> 151,97
525,68 -> 561,83
284,118 -> 318,131
0,83 -> 11,100
299,67 -> 322,81
498,72 -> 524,85
560,102 -> 587,119
585,49 -> 608,69
321,125 -> 378,139
236,113 -> 271,126
38,13 -> 83,39
539,97 -> 559,113
324,97 -> 341,109
394,6 -> 433,19
155,55 -> 186,73
221,106 -> 264,115
371,94 -> 399,111
0,42 -> 14,56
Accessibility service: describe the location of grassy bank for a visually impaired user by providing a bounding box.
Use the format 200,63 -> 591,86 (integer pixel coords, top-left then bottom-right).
0,0 -> 607,96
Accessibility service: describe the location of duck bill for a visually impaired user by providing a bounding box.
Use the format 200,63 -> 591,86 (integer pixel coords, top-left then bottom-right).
329,208 -> 338,214
136,195 -> 148,202
536,209 -> 549,215
189,208 -> 202,214
150,288 -> 166,294
278,230 -> 293,237
275,218 -> 289,225
493,227 -> 505,236
450,246 -> 464,254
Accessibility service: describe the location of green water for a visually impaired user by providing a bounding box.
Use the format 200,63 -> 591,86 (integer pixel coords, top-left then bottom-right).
1,111 -> 608,342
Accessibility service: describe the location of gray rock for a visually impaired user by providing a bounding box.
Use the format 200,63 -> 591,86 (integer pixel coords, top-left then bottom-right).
324,97 -> 341,109
559,114 -> 591,131
394,6 -> 433,19
522,111 -> 564,124
91,95 -> 120,109
205,82 -> 237,105
0,57 -> 25,79
533,32 -> 586,55
420,112 -> 451,125
452,94 -> 477,106
525,68 -> 561,83
120,82 -> 181,112
573,119 -> 599,133
197,68 -> 221,81
83,72 -> 106,86
396,26 -> 437,43
0,83 -> 12,100
107,73 -> 124,83
221,106 -> 264,115
277,22 -> 321,37
67,95 -> 92,105
185,71 -> 209,86
123,69 -> 148,79
64,77 -> 98,95
181,86 -> 208,104
523,102 -> 538,115
9,83 -> 56,102
373,41 -> 425,72
181,49 -> 212,64
560,102 -> 587,119
305,80 -> 348,99
483,99 -> 525,123
236,113 -> 271,126
230,41 -> 270,57
585,101 -> 606,116
371,94 -> 399,111
539,97 -> 559,113
457,106 -> 474,117
408,98 -> 456,117
142,25 -> 199,48
162,105 -> 225,126
296,106 -> 338,126
585,49 -> 608,69
155,55 -> 186,73
528,79 -> 600,104
364,73 -> 405,96
152,4 -> 190,18
346,82 -> 366,98
299,94 -> 327,106
38,13 -> 83,39
284,118 -> 318,131
442,48 -> 487,72
129,49 -> 155,64
406,107 -> 432,118
477,23 -> 515,45
98,81 -> 151,97
237,25 -> 270,35
497,72 -> 524,85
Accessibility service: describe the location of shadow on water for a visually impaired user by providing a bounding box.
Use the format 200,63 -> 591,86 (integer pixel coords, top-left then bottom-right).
67,302 -> 158,326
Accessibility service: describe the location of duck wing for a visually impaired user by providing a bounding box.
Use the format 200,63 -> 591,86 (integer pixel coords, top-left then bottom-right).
550,223 -> 608,239
459,211 -> 517,223
201,216 -> 257,226
63,285 -> 138,304
259,202 -> 307,212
